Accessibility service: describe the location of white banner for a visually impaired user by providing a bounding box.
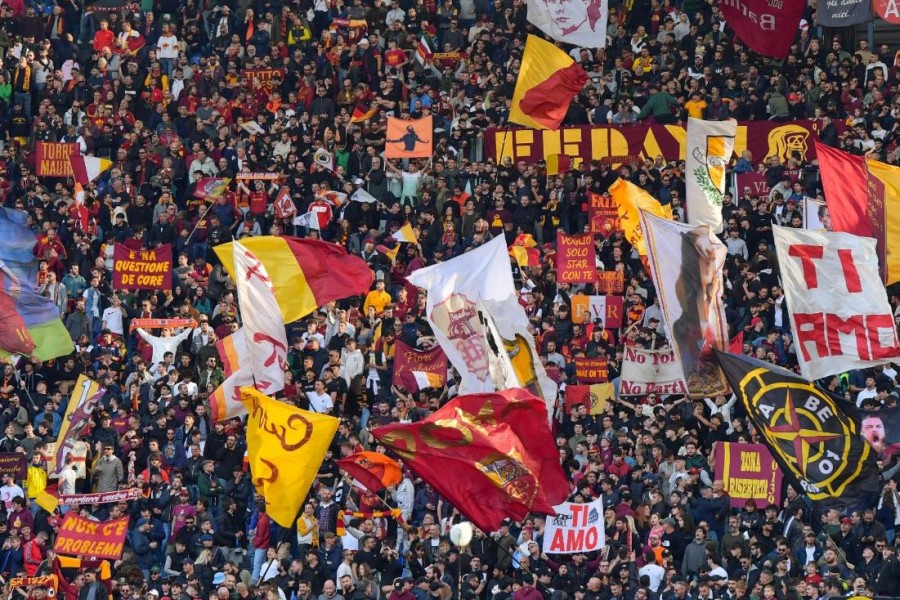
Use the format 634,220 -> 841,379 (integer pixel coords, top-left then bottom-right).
542,498 -> 605,554
803,197 -> 828,231
773,226 -> 900,381
686,118 -> 736,234
526,0 -> 608,48
233,241 -> 288,395
407,236 -> 557,420
619,346 -> 688,396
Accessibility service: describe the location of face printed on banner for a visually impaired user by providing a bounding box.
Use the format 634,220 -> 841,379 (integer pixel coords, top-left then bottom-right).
528,0 -> 608,47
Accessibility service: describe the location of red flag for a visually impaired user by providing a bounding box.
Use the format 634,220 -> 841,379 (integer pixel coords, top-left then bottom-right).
719,0 -> 805,58
337,452 -> 402,492
372,389 -> 569,532
518,63 -> 588,130
0,290 -> 35,355
816,141 -> 871,237
729,331 -> 744,354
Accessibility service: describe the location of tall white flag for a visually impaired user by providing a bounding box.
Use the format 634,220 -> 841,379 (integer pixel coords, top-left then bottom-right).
233,241 -> 288,395
686,118 -> 736,234
772,226 -> 900,381
526,0 -> 608,48
407,236 -> 557,420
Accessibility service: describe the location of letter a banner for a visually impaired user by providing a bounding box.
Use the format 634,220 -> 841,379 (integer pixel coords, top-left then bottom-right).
112,245 -> 173,290
53,514 -> 129,560
719,0 -> 805,58
542,498 -> 605,554
772,226 -> 900,381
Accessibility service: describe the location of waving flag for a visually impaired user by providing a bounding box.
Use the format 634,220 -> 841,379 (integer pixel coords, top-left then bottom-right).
337,452 -> 402,492
526,0 -> 608,47
69,154 -> 112,185
313,148 -> 335,172
210,329 -> 252,422
273,187 -> 296,219
510,35 -> 588,130
0,208 -> 73,360
391,223 -> 418,244
686,118 -> 736,233
719,0 -> 804,58
373,389 -> 570,532
393,340 -> 448,392
609,178 -> 672,256
216,237 -> 373,323
351,188 -> 379,204
194,177 -> 231,201
508,233 -> 540,268
241,387 -> 339,526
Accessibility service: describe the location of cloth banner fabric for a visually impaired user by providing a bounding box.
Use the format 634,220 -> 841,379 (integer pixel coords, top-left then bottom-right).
608,178 -> 673,257
35,143 -> 78,177
719,0 -> 805,58
686,118 -> 736,233
866,159 -> 900,285
816,0 -> 873,26
486,120 -> 823,167
716,351 -> 881,507
336,453 -> 403,492
112,245 -> 173,290
714,442 -> 782,508
10,576 -> 57,595
542,498 -> 606,554
128,318 -> 197,332
642,211 -> 730,398
0,453 -> 27,479
564,384 -> 613,414
570,295 -> 624,328
556,233 -> 597,284
596,271 -> 624,294
589,193 -> 619,235
772,226 -> 900,381
407,236 -> 557,420
874,0 -> 900,22
392,341 -> 448,392
526,0 -> 608,48
51,376 -> 103,475
336,509 -> 403,536
574,357 -> 609,383
619,346 -> 688,396
53,514 -> 129,560
385,117 -> 433,158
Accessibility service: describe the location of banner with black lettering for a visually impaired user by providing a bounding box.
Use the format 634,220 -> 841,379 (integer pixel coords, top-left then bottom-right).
772,226 -> 900,381
619,346 -> 688,396
542,498 -> 605,554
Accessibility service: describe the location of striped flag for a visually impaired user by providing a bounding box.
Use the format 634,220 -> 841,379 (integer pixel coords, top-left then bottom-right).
412,371 -> 444,389
293,211 -> 320,230
69,155 -> 112,185
415,36 -> 432,65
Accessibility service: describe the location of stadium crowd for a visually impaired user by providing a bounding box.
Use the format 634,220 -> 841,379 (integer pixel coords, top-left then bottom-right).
0,0 -> 898,599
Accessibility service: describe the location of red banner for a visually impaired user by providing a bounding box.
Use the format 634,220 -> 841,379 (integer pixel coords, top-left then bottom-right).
589,192 -> 618,235
392,341 -> 448,392
556,233 -> 597,284
574,357 -> 609,383
35,142 -> 78,177
112,244 -> 173,290
486,121 -> 822,168
241,68 -> 286,91
53,514 -> 129,559
714,442 -> 782,508
596,271 -> 624,294
720,0 -> 805,58
874,0 -> 900,22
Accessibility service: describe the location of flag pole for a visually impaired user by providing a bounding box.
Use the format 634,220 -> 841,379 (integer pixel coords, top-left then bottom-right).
185,200 -> 215,247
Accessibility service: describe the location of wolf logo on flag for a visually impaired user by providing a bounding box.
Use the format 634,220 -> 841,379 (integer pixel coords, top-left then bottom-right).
476,453 -> 538,505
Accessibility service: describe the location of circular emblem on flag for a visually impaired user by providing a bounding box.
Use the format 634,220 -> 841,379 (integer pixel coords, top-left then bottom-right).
738,370 -> 869,500
476,453 -> 538,506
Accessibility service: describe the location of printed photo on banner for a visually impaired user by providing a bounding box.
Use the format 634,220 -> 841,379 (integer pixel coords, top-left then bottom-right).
526,0 -> 608,48
385,116 -> 433,158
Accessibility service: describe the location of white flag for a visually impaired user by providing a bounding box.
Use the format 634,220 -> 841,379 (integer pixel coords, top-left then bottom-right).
351,188 -> 379,204
407,236 -> 557,420
314,147 -> 334,171
772,226 -> 900,381
526,0 -> 608,48
233,241 -> 288,395
293,211 -> 319,230
686,118 -> 736,234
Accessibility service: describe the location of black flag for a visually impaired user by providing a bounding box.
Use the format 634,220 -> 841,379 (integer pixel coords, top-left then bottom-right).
716,351 -> 880,507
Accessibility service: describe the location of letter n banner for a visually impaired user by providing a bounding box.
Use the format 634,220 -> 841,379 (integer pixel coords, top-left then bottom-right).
542,498 -> 605,554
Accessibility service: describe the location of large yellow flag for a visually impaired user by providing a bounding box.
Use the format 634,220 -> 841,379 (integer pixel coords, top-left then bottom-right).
608,178 -> 673,256
865,159 -> 900,286
240,387 -> 339,527
509,35 -> 588,131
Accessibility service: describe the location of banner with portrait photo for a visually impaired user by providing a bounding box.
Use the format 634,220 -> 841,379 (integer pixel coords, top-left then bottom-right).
526,0 -> 608,48
385,117 -> 433,159
50,376 -> 103,476
642,212 -> 730,399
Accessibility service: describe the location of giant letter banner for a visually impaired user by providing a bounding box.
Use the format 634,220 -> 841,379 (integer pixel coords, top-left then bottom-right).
714,442 -> 782,509
556,233 -> 597,284
772,226 -> 900,381
35,143 -> 78,177
542,498 -> 606,554
53,514 -> 129,559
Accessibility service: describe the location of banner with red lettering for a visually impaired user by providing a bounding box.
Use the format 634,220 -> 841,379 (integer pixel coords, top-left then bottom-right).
241,68 -> 286,91
53,514 -> 129,560
574,357 -> 608,383
570,295 -> 623,328
596,271 -> 624,294
486,121 -> 823,167
556,233 -> 597,284
589,192 -> 618,235
35,143 -> 78,177
719,0 -> 805,58
619,346 -> 688,396
714,442 -> 782,509
112,244 -> 173,290
542,498 -> 605,554
773,226 -> 900,380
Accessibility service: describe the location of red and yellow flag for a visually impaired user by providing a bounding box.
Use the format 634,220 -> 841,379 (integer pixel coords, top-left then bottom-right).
215,237 -> 374,323
336,452 -> 403,492
509,233 -> 540,268
608,178 -> 673,256
510,35 -> 588,130
372,389 -> 569,532
565,383 -> 613,415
